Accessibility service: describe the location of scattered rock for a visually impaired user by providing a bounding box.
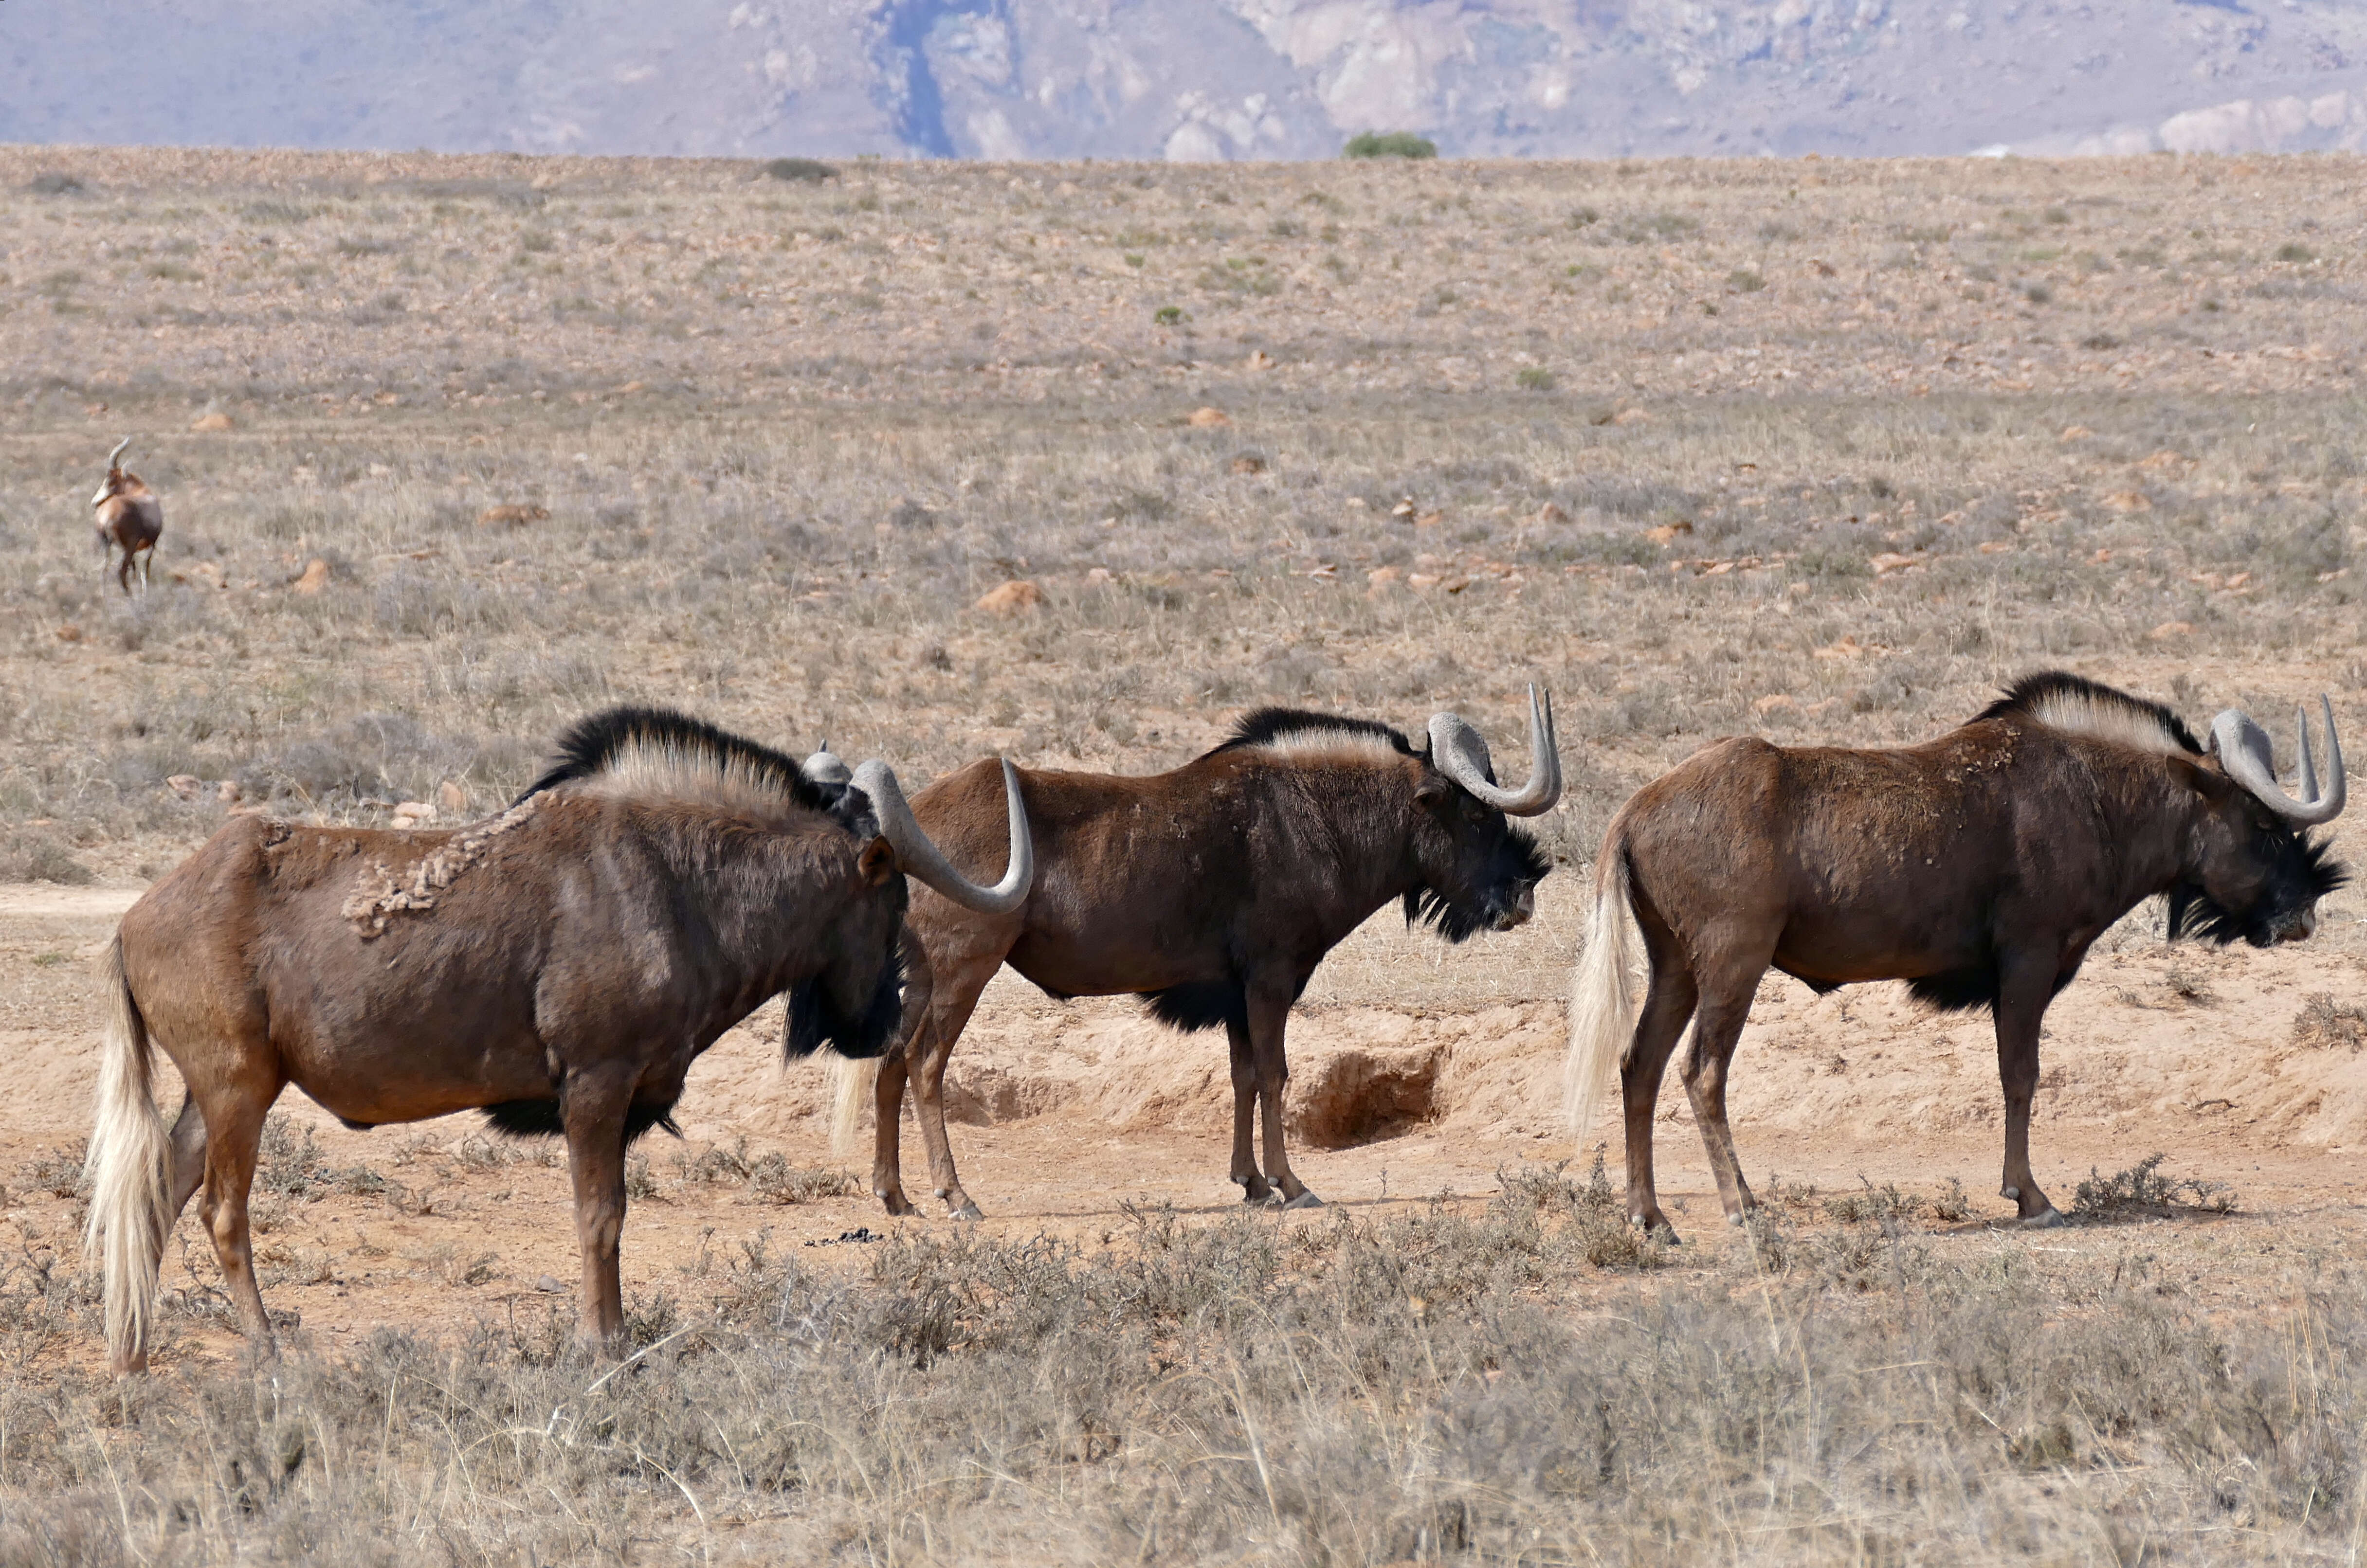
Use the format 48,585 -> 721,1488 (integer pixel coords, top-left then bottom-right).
1245,350 -> 1275,371
1229,453 -> 1267,474
1869,551 -> 1922,575
1391,499 -> 1418,519
2103,490 -> 2152,513
1643,521 -> 1694,544
392,801 -> 436,827
1186,406 -> 1230,428
165,775 -> 203,800
2137,449 -> 2187,470
974,579 -> 1043,615
189,410 -> 235,433
292,558 -> 332,594
1415,510 -> 1444,527
54,623 -> 80,643
1611,406 -> 1651,425
476,504 -> 550,527
535,1275 -> 565,1294
2149,621 -> 2194,641
1753,694 -> 1799,715
1366,565 -> 1403,586
2059,425 -> 2094,441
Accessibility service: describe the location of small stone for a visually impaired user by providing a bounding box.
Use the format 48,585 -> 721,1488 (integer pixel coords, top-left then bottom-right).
292,558 -> 331,594
536,1275 -> 565,1294
166,775 -> 202,800
1229,454 -> 1267,474
2102,491 -> 2151,513
1753,694 -> 1798,715
1644,521 -> 1694,544
392,801 -> 435,826
476,504 -> 550,527
189,410 -> 235,433
974,579 -> 1043,615
2059,425 -> 2094,441
1186,406 -> 1231,428
1611,407 -> 1650,425
2148,621 -> 2194,641
55,623 -> 81,643
1245,350 -> 1275,371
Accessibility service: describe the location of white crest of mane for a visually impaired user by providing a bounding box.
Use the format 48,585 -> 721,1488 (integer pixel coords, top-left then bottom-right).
2020,687 -> 2190,756
574,736 -> 811,818
1248,726 -> 1406,762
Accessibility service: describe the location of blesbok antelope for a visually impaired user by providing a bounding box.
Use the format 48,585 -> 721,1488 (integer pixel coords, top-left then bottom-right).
833,687 -> 1563,1218
91,437 -> 163,594
1566,671 -> 2348,1237
84,706 -> 1031,1373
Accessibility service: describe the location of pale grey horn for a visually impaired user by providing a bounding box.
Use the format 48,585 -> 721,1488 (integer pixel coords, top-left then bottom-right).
1426,684 -> 1563,816
106,437 -> 131,469
2211,698 -> 2346,825
851,758 -> 1034,914
801,740 -> 852,789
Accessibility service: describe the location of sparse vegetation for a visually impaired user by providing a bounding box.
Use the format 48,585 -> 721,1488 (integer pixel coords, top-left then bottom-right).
1344,131 -> 1438,160
2294,991 -> 2367,1051
763,156 -> 838,183
2072,1153 -> 2238,1219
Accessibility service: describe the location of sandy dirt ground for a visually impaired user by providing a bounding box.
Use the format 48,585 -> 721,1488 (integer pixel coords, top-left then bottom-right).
7,855 -> 2367,1373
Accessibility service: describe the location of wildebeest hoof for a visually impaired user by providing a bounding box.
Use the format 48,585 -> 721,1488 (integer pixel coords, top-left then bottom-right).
1282,1190 -> 1324,1210
2020,1207 -> 2066,1230
1239,1178 -> 1274,1204
948,1200 -> 984,1222
879,1190 -> 917,1217
1632,1215 -> 1681,1244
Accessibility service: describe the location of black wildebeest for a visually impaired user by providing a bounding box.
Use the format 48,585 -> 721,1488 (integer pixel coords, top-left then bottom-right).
1566,672 -> 2347,1235
84,707 -> 1030,1373
91,437 -> 164,594
834,687 -> 1564,1217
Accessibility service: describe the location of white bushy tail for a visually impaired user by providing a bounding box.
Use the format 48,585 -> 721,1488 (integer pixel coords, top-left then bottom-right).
827,1055 -> 879,1156
1565,845 -> 1641,1148
83,937 -> 172,1372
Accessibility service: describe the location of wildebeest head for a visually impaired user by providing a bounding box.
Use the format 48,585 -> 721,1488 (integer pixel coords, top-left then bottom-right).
1406,686 -> 1563,941
2173,699 -> 2349,947
789,743 -> 1034,1057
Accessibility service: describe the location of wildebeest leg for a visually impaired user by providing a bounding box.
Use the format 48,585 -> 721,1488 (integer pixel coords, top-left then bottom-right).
868,929 -> 933,1217
562,1071 -> 635,1352
1994,956 -> 2064,1225
1224,1017 -> 1270,1203
907,948 -> 1000,1220
167,1097 -> 208,1219
193,1078 -> 283,1356
1621,926 -> 1698,1237
1248,988 -> 1319,1208
1679,971 -> 1764,1225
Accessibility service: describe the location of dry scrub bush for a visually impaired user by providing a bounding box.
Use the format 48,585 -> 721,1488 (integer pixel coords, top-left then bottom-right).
2,1200 -> 2363,1563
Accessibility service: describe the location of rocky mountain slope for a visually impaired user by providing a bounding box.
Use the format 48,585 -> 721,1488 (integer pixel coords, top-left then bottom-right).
10,0 -> 2367,160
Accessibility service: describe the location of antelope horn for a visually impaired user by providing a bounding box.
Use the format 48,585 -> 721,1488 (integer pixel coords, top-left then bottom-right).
2211,698 -> 2347,826
851,757 -> 1034,914
1426,684 -> 1563,816
106,437 -> 131,469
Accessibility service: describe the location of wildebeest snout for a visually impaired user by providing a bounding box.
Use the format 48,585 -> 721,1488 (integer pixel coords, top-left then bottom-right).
2275,905 -> 2319,944
1489,883 -> 1538,931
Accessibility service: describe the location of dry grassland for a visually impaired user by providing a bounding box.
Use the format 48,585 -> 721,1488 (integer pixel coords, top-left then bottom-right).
1,145 -> 2365,1563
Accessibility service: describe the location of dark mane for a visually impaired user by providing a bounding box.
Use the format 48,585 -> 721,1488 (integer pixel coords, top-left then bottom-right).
1973,671 -> 2202,755
515,705 -> 830,811
1205,708 -> 1416,758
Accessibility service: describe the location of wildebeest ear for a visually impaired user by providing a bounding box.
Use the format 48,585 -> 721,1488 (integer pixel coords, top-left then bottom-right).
857,836 -> 897,886
1414,777 -> 1450,809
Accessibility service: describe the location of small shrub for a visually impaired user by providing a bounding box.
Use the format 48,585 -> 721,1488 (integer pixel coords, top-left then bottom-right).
1515,366 -> 1556,391
750,1154 -> 857,1205
1344,131 -> 1438,160
0,829 -> 94,886
26,172 -> 84,196
2021,281 -> 2053,305
764,157 -> 838,182
1153,305 -> 1186,325
2073,1153 -> 2236,1219
22,1141 -> 88,1198
2293,992 -> 2367,1051
625,1153 -> 660,1200
1727,268 -> 1766,293
2276,242 -> 2317,263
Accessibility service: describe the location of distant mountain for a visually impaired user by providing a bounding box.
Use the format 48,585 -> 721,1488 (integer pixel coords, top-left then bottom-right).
12,0 -> 2367,160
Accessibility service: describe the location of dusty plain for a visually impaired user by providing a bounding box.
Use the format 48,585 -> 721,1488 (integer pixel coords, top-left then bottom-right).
1,146 -> 2366,1562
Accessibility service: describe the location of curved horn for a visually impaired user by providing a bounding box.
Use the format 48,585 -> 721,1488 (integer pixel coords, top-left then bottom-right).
2212,698 -> 2346,826
851,757 -> 1034,914
1426,684 -> 1563,816
106,437 -> 130,469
